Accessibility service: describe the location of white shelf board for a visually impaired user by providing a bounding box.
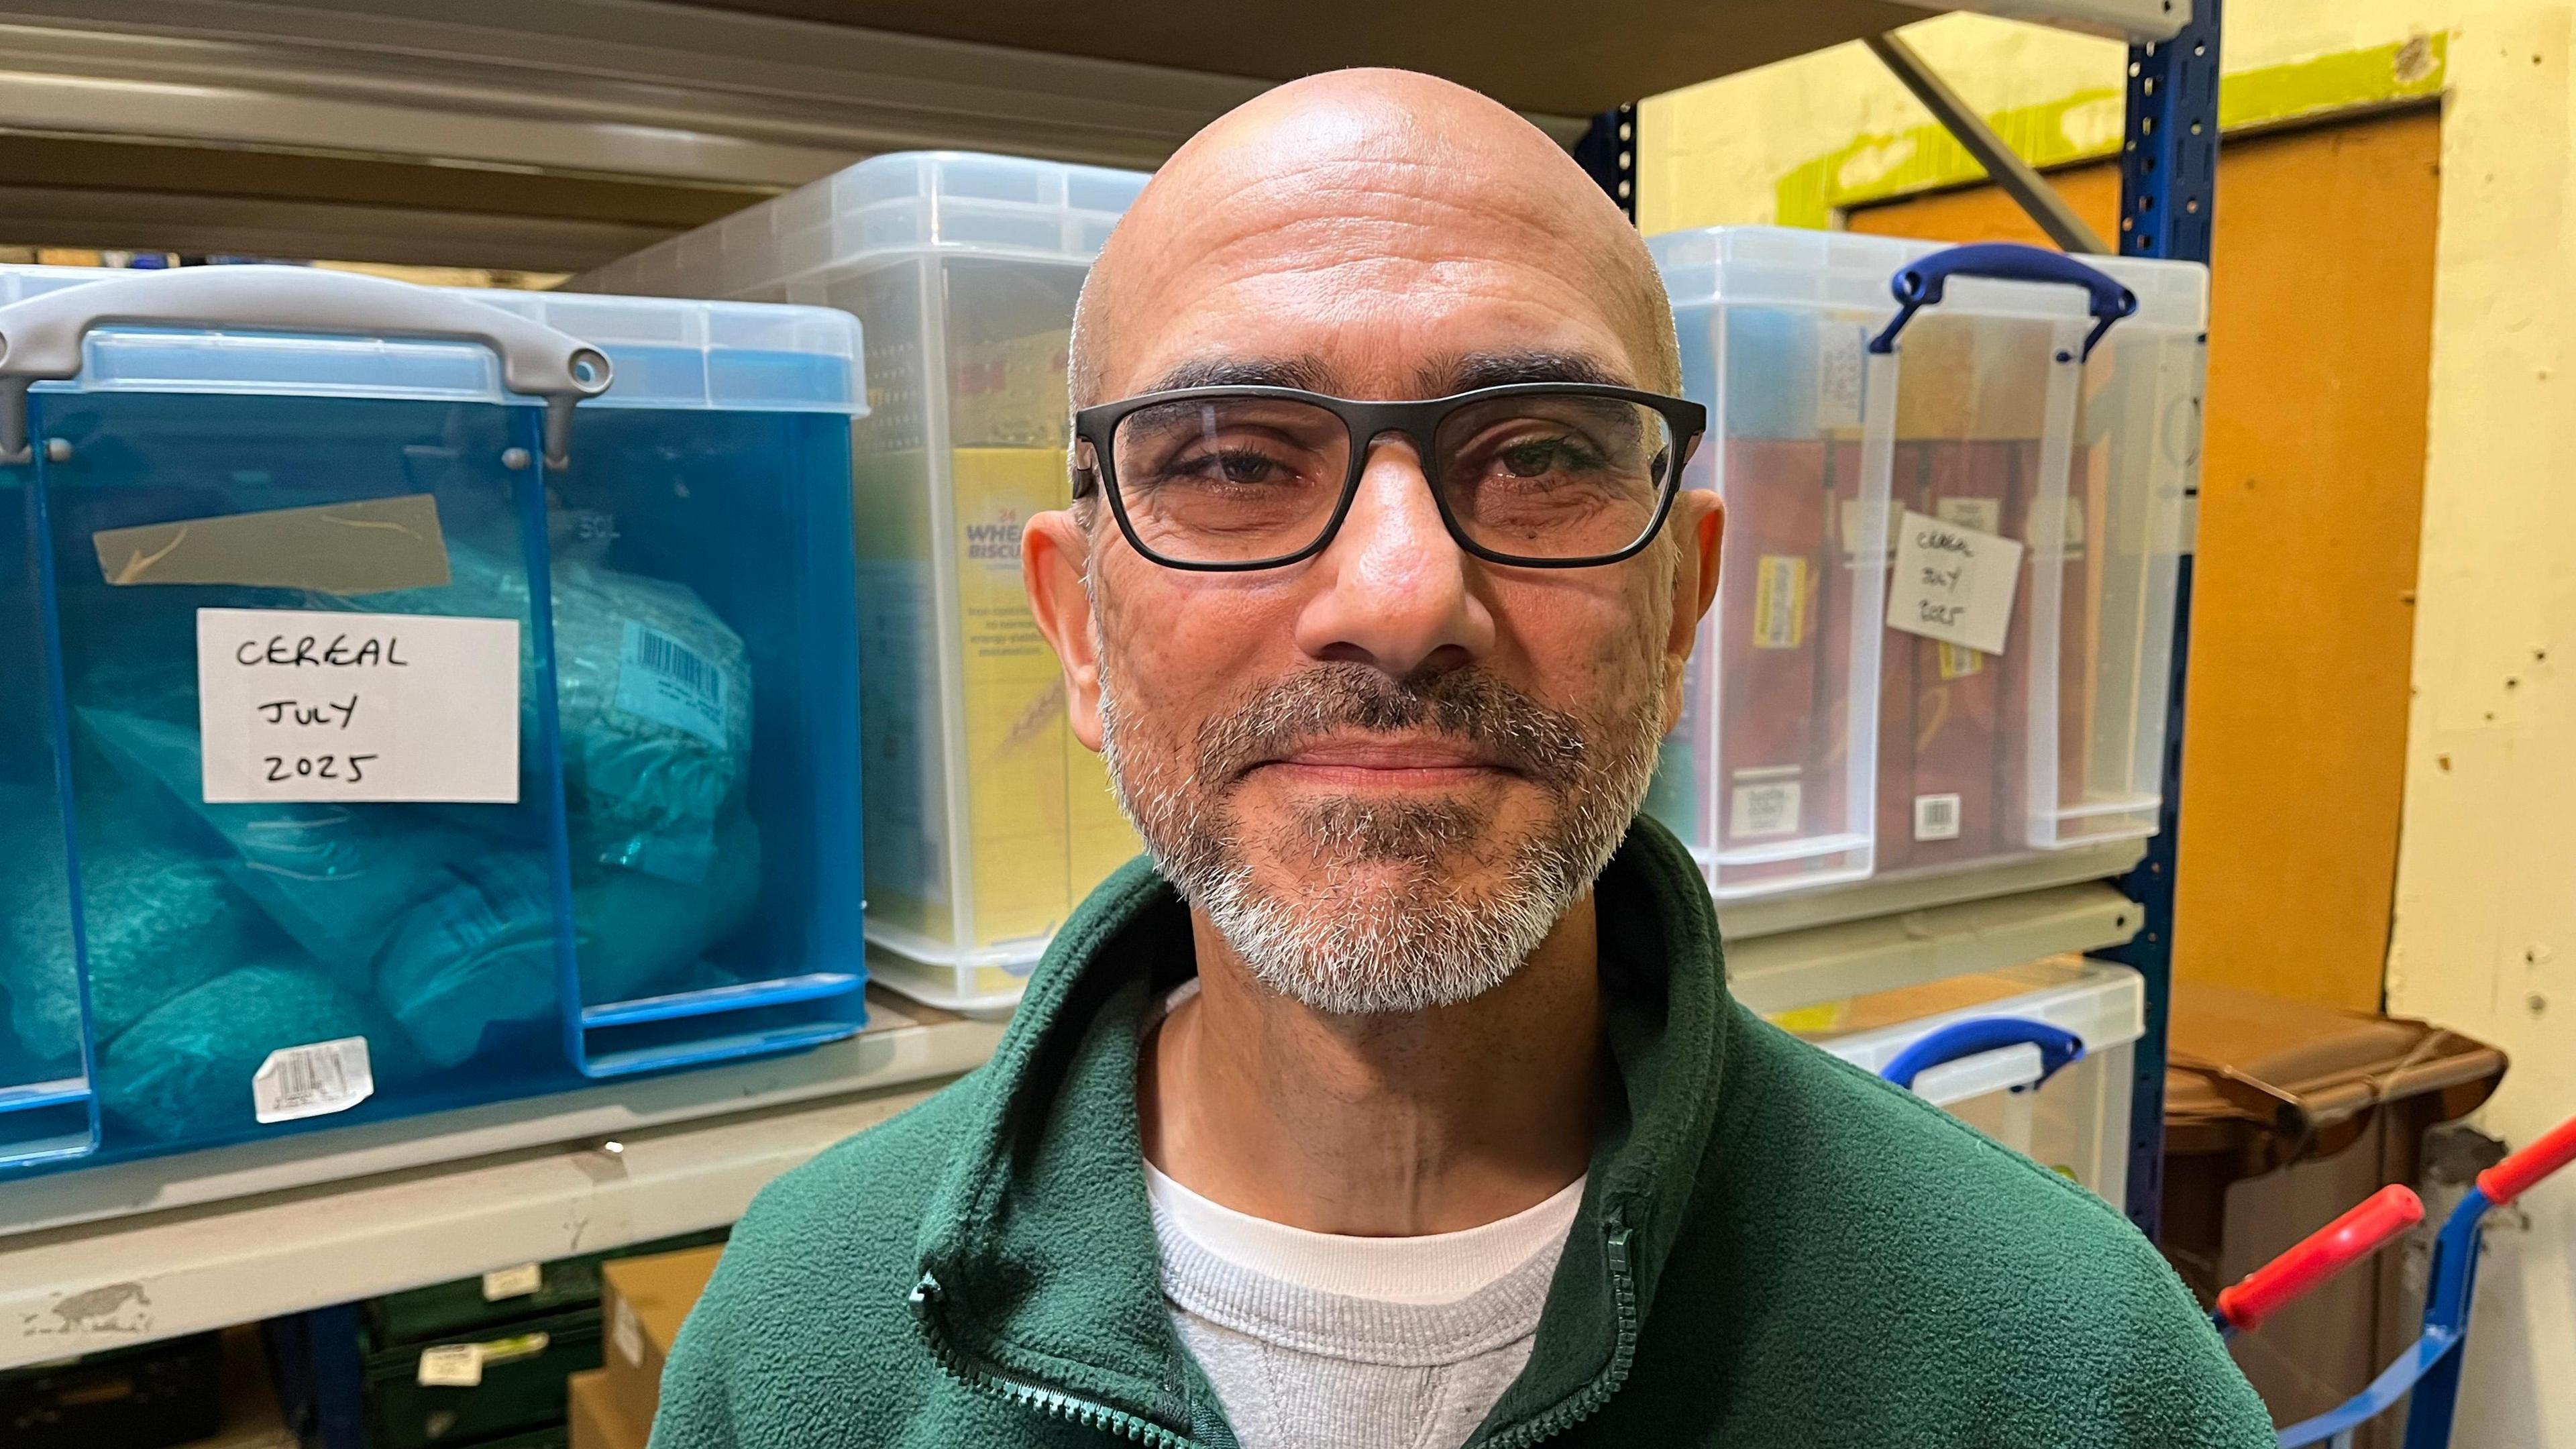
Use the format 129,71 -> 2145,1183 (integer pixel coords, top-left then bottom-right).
1,989 -> 1002,1238
0,1070 -> 950,1371
1725,880 -> 2143,1016
1894,0 -> 2188,40
1717,837 -> 2147,941
0,861 -> 2141,1366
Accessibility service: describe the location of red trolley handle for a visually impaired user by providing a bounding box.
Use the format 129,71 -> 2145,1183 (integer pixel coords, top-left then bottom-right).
2215,1185 -> 2425,1333
2478,1112 -> 2576,1207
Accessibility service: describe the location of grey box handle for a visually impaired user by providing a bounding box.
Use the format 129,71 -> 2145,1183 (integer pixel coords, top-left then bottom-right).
0,265 -> 613,466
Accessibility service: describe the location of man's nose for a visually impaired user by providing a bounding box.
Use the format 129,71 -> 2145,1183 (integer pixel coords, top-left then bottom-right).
1292,434 -> 1495,676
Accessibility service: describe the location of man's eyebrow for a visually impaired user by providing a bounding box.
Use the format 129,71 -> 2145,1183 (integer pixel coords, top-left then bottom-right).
1144,356 -> 1336,394
1424,351 -> 1633,394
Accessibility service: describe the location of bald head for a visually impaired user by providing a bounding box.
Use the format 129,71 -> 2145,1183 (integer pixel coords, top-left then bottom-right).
1069,68 -> 1680,414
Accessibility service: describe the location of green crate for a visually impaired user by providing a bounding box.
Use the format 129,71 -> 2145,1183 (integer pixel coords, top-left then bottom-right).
364,1309 -> 602,1449
364,1228 -> 727,1348
460,1428 -> 569,1449
0,1332 -> 221,1449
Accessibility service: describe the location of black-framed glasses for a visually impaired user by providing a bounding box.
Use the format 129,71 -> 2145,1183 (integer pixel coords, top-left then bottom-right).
1072,382 -> 1707,571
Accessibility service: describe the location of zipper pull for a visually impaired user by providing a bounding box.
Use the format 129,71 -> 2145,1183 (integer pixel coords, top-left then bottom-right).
908,1273 -> 943,1311
1604,1226 -> 1635,1278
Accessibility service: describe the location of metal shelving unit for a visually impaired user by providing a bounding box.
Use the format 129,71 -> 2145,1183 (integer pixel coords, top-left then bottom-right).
0,0 -> 2220,1363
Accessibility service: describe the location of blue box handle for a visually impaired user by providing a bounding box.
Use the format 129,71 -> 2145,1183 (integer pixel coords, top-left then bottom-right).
0,265 -> 612,466
1879,1014 -> 2087,1093
1866,242 -> 2139,363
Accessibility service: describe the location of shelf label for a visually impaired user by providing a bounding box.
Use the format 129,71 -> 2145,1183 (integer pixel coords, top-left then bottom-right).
252,1036 -> 375,1125
196,607 -> 520,804
1914,793 -> 1964,843
1886,509 -> 2022,655
417,1344 -> 485,1389
481,1263 -> 543,1302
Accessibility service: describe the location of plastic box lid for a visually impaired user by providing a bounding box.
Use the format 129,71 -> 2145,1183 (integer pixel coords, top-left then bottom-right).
574,152 -> 1150,303
0,264 -> 863,415
1792,956 -> 2146,1107
1648,225 -> 2207,333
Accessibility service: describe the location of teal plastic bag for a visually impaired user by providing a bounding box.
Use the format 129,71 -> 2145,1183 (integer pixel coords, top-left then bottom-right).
76,709 -> 498,992
373,814 -> 763,1067
0,776 -> 246,1064
99,963 -> 417,1142
309,545 -> 754,883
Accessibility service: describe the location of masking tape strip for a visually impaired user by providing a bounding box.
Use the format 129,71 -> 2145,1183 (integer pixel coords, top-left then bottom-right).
93,492 -> 450,595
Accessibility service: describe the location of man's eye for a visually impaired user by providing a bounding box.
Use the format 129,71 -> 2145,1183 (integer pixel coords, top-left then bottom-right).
1216,449 -> 1282,484
1500,442 -> 1558,477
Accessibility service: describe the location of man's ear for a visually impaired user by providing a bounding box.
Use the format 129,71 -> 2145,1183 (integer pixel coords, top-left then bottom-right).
1660,489 -> 1723,735
1026,508 -> 1106,751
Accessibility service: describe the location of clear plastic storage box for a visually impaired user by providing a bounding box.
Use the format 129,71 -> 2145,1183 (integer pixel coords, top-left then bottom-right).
576,152 -> 1151,1014
1644,228 -> 1911,899
1788,955 -> 2145,1204
0,264 -> 867,1175
1646,227 -> 2205,894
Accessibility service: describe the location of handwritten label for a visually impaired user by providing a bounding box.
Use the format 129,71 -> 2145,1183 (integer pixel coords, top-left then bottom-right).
196,608 -> 519,804
1884,509 -> 2023,656
252,1036 -> 374,1124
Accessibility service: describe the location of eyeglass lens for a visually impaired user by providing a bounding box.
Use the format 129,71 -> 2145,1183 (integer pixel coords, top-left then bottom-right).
1105,392 -> 1676,565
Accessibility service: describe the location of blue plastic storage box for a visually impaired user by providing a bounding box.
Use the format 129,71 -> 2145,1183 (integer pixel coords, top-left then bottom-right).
0,265 -> 867,1175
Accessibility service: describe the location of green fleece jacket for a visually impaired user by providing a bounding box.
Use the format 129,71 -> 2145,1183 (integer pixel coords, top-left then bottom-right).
652,818 -> 2272,1448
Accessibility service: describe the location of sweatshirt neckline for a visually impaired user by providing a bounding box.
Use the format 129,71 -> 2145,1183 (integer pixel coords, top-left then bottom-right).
1144,1161 -> 1587,1307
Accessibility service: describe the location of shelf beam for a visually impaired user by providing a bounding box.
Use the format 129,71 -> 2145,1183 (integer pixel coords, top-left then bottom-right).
0,1075 -> 947,1371
1727,882 -> 2143,1016
1864,31 -> 2110,254
1889,0 -> 2189,42
2098,0 -> 2222,1240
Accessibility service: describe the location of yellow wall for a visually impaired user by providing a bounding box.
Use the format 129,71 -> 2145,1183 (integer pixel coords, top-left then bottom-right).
1643,9 -> 2575,1443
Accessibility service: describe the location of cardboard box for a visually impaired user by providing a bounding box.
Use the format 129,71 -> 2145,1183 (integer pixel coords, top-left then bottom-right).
570,1368 -> 650,1449
1715,437 -> 1827,873
600,1244 -> 723,1438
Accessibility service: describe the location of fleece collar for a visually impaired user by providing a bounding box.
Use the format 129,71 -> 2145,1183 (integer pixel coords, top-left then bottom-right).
908,814 -> 1734,1444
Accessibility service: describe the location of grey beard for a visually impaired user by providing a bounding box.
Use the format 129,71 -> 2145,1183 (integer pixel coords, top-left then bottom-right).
1095,658 -> 1664,1016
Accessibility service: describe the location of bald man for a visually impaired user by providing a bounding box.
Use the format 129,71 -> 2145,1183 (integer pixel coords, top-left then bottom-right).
651,72 -> 2273,1449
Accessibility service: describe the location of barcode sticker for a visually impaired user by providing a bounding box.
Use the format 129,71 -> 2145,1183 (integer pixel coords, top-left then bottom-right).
251,1036 -> 374,1125
1729,780 -> 1804,839
481,1263 -> 543,1302
416,1345 -> 484,1389
615,620 -> 729,747
1936,641 -> 1984,680
1914,793 -> 1964,842
1750,555 -> 1809,650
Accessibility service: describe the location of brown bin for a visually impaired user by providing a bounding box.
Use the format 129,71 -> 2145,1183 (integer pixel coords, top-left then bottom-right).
2159,982 -> 2506,1443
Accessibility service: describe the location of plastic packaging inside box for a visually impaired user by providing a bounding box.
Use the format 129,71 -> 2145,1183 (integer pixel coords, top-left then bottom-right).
0,266 -> 869,1175
1645,227 -> 2204,898
576,152 -> 1150,1015
1784,955 -> 2145,1204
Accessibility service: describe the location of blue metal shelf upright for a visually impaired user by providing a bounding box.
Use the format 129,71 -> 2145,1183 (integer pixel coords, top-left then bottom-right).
1578,1 -> 2224,1241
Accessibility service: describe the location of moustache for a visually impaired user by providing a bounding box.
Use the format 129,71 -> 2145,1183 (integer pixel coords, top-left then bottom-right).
1193,663 -> 1590,792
